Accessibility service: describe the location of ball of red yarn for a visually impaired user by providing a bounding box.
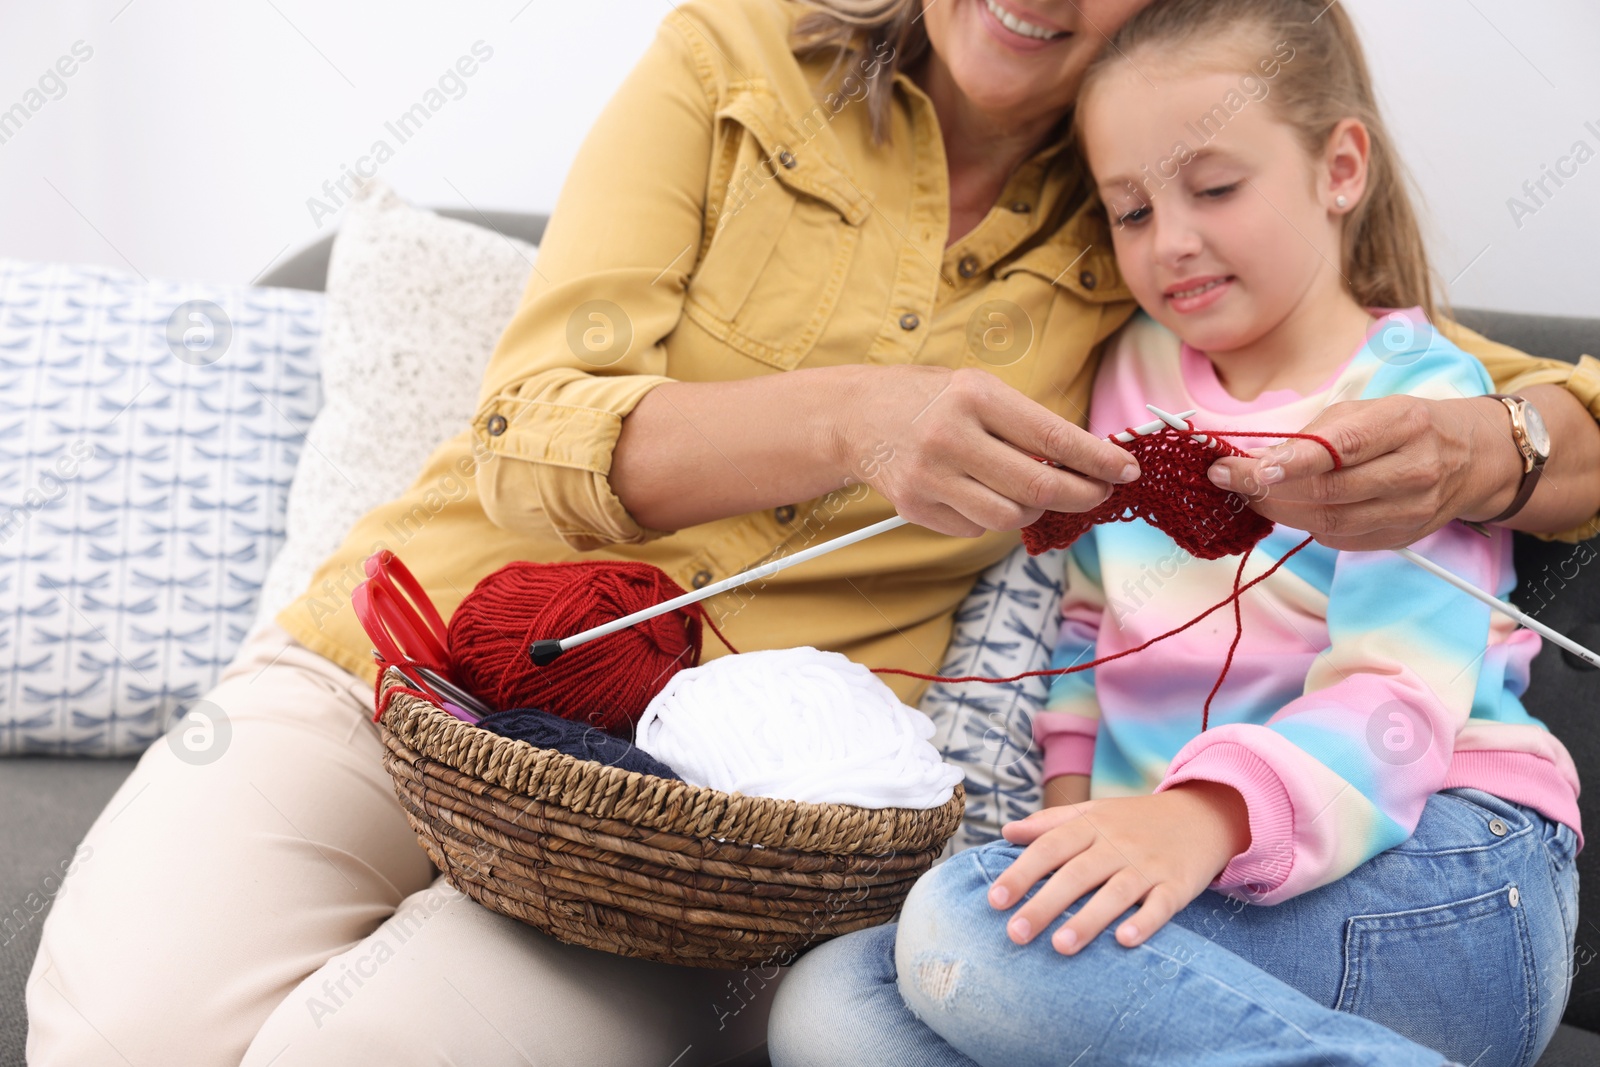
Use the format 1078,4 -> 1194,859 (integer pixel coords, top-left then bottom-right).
1022,427 -> 1273,560
447,560 -> 705,733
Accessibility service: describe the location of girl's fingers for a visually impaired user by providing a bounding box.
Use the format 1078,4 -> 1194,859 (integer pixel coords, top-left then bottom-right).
1112,881 -> 1186,948
987,821 -> 1092,911
1004,851 -> 1122,945
1001,803 -> 1090,844
1050,866 -> 1154,956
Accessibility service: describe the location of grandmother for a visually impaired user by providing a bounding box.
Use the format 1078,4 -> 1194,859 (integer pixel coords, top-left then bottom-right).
26,0 -> 1600,1064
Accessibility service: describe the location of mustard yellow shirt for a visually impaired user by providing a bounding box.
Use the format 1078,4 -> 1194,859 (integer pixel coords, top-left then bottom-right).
279,0 -> 1600,705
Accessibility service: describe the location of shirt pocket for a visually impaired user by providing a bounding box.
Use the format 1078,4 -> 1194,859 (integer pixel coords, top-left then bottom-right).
683,88 -> 869,372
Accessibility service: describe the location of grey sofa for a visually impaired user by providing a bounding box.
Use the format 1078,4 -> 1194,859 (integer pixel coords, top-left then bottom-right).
2,209 -> 1597,1066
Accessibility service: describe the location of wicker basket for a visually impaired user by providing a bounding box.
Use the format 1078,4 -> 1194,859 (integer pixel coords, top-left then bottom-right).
375,670 -> 966,968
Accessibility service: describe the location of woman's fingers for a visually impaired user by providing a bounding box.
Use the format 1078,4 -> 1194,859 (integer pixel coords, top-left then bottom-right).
1205,396 -> 1472,549
973,374 -> 1140,488
965,439 -> 1116,518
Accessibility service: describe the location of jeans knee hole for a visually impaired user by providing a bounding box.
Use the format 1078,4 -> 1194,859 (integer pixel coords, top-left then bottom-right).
913,956 -> 963,1006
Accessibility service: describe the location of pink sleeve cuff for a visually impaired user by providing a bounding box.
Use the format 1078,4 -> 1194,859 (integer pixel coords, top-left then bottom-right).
1156,741 -> 1296,902
1042,734 -> 1096,781
1034,711 -> 1097,780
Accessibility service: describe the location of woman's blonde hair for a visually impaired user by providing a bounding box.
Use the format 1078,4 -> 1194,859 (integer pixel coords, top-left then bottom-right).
787,1 -> 927,146
1078,0 -> 1441,320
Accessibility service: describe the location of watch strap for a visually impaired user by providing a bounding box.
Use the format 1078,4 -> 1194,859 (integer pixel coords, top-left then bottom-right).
1483,394 -> 1545,524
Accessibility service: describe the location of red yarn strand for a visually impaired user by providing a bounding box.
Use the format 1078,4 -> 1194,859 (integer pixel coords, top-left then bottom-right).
1201,544 -> 1255,732
873,535 -> 1316,694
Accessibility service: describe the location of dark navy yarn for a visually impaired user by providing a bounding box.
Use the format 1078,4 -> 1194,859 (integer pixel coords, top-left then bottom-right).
476,707 -> 681,780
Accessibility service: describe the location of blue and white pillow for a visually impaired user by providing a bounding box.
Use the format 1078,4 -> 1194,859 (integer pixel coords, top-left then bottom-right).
0,260 -> 323,755
919,543 -> 1064,852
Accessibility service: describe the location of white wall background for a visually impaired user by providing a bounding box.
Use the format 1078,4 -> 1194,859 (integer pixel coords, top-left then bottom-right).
0,0 -> 1595,317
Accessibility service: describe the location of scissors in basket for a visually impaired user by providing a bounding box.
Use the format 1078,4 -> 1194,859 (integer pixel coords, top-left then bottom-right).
351,550 -> 494,723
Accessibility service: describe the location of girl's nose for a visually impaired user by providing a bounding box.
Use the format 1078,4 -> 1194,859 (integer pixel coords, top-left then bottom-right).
1151,207 -> 1203,267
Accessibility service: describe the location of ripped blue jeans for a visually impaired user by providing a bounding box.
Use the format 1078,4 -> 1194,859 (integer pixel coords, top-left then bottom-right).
768,787 -> 1579,1067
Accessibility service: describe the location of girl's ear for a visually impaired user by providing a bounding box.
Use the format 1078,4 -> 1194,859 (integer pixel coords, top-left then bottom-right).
1324,118 -> 1371,216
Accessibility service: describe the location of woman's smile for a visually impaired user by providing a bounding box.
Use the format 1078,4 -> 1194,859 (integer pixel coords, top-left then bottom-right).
976,0 -> 1073,52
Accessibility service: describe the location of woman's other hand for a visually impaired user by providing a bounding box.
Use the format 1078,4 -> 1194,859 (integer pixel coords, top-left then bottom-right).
987,782 -> 1250,954
1207,386 -> 1600,550
831,365 -> 1139,538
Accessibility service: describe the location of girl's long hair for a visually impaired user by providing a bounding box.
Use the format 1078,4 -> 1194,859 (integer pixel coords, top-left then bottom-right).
1079,0 -> 1440,319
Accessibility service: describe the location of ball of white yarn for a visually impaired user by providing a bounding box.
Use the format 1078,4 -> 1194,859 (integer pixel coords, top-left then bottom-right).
633,647 -> 963,809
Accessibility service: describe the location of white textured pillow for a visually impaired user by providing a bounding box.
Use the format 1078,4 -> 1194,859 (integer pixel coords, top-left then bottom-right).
250,181 -> 536,629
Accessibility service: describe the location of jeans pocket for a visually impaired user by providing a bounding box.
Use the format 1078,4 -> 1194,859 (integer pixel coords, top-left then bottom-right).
1335,885 -> 1536,1067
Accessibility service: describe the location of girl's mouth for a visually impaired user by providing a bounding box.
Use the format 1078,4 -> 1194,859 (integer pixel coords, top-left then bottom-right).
978,0 -> 1072,51
1164,276 -> 1235,314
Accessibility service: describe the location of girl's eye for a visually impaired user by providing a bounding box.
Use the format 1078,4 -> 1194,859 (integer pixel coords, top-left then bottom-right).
1199,181 -> 1242,200
1116,205 -> 1151,226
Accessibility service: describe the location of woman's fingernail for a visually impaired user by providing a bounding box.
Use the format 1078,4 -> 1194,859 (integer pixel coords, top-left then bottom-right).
1008,916 -> 1031,941
1209,466 -> 1232,489
1118,922 -> 1138,943
1119,461 -> 1140,483
1055,927 -> 1078,952
1258,464 -> 1284,486
989,885 -> 1011,908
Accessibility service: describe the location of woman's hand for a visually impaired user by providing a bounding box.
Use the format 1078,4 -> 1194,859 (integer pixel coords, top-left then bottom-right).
987,781 -> 1250,954
1201,392 -> 1586,552
830,365 -> 1140,537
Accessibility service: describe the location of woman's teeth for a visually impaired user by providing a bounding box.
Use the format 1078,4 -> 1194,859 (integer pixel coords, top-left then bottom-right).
1171,279 -> 1227,299
982,0 -> 1067,40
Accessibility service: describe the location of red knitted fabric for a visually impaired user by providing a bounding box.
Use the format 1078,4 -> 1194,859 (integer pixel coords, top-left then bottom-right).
1022,427 -> 1272,560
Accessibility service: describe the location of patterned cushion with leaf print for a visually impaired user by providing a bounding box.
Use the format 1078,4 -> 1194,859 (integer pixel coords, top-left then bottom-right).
0,259 -> 323,756
919,542 -> 1064,853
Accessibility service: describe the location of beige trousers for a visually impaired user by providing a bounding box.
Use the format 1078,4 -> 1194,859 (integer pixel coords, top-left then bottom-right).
25,623 -> 777,1066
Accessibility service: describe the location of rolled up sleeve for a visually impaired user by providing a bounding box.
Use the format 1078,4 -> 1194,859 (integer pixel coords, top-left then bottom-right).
473,11 -> 716,550
1441,320 -> 1600,543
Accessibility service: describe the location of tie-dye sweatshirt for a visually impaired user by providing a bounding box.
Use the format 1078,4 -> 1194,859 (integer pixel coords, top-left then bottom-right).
1035,309 -> 1582,906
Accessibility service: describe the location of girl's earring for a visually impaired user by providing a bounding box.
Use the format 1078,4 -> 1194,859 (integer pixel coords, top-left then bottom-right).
1335,194 -> 1349,209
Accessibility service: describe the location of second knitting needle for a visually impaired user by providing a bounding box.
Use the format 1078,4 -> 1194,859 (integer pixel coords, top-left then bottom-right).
529,515 -> 911,665
1141,404 -> 1600,669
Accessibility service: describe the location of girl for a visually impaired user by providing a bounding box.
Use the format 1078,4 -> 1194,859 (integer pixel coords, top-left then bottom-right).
769,2 -> 1582,1065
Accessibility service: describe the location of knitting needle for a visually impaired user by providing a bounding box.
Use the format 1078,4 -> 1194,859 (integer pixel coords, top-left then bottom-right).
370,650 -> 494,718
1139,405 -> 1600,668
1393,548 -> 1600,668
529,514 -> 912,665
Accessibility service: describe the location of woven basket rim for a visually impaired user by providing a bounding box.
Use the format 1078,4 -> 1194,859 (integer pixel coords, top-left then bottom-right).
377,670 -> 964,856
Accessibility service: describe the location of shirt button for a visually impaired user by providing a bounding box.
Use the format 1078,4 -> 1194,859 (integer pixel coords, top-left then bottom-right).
898,312 -> 920,331
1508,886 -> 1520,907
957,255 -> 981,279
1010,200 -> 1032,214
691,569 -> 713,589
774,505 -> 796,524
486,414 -> 508,436
1079,270 -> 1097,290
777,150 -> 797,169
1488,818 -> 1508,836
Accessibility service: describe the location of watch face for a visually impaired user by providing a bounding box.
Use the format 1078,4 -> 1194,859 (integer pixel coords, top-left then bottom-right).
1522,401 -> 1552,458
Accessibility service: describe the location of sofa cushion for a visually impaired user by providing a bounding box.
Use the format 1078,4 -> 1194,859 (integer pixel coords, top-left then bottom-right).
921,544 -> 1063,853
0,260 -> 322,755
248,180 -> 537,634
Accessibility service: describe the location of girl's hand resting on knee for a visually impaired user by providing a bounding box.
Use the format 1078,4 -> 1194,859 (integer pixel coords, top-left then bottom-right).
988,782 -> 1251,954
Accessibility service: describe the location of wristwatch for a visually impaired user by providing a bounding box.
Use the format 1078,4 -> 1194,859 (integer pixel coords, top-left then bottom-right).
1482,394 -> 1551,524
